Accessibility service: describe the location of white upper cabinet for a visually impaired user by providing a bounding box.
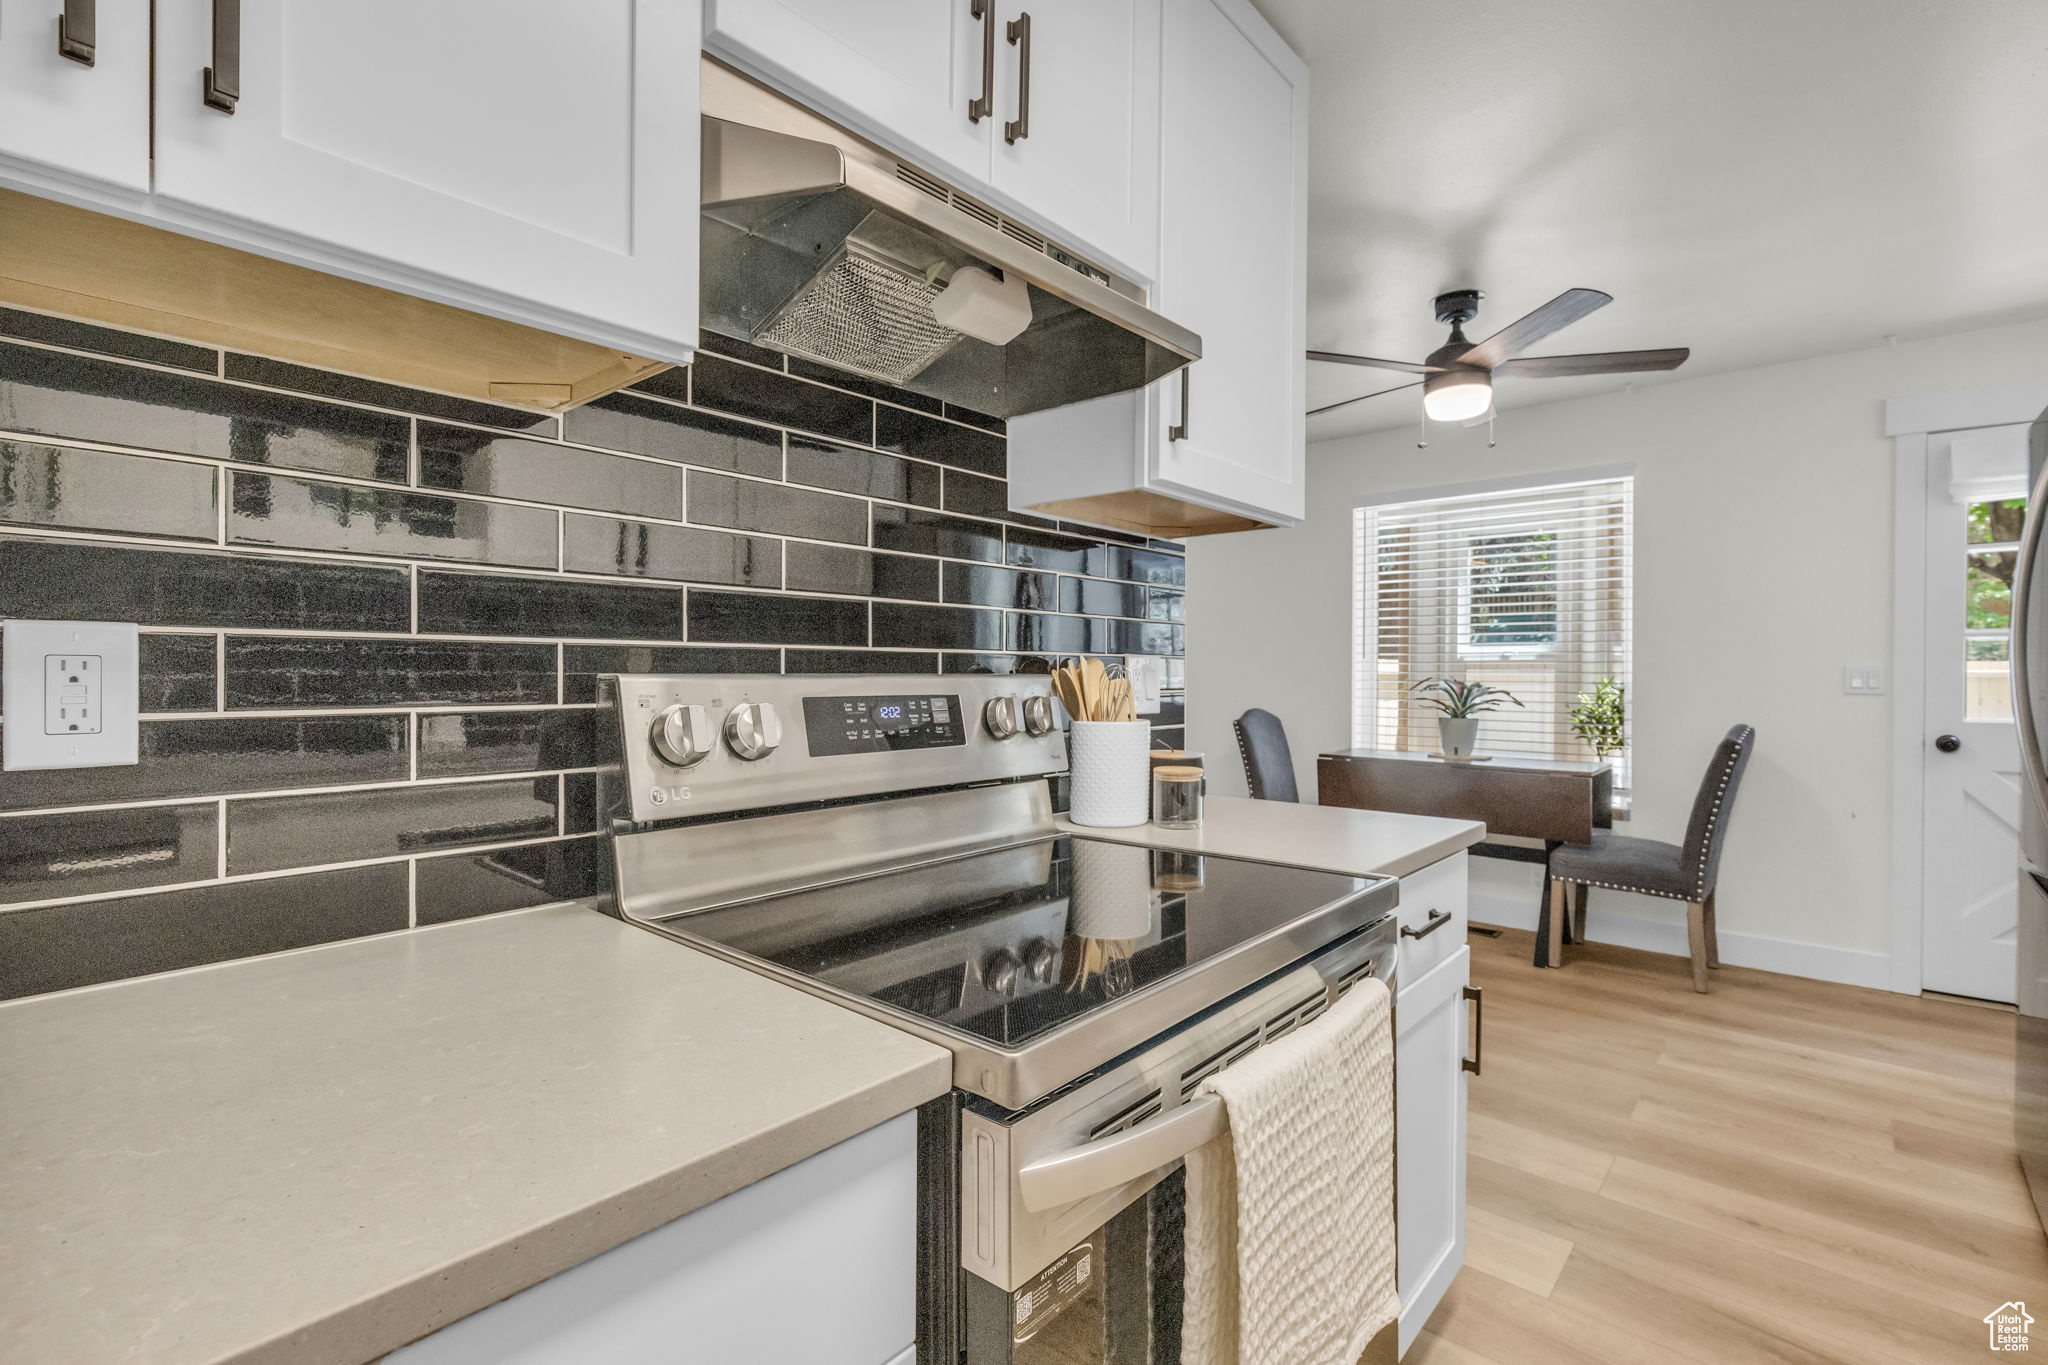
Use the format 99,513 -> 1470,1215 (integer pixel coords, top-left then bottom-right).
150,0 -> 701,362
1003,0 -> 1305,537
1146,0 -> 1307,524
705,0 -> 1159,280
702,0 -> 991,198
986,0 -> 1159,278
0,0 -> 151,194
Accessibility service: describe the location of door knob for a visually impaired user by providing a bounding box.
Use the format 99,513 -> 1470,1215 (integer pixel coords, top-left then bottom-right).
1934,733 -> 1962,753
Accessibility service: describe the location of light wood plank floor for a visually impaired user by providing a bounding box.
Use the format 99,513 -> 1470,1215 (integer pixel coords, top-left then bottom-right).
1410,927 -> 2047,1365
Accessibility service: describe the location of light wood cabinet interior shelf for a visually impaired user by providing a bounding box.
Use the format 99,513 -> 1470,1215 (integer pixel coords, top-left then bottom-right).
0,190 -> 670,412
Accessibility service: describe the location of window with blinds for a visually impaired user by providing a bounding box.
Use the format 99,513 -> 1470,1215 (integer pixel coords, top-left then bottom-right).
1353,476 -> 1633,784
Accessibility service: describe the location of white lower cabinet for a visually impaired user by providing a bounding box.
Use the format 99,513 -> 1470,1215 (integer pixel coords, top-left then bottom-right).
386,1112 -> 918,1365
1395,943 -> 1472,1356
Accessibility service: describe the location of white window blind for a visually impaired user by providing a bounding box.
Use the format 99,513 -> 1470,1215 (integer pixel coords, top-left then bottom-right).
1353,476 -> 1633,783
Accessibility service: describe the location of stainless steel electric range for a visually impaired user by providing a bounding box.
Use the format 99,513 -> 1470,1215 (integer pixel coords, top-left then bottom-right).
603,673 -> 1401,1365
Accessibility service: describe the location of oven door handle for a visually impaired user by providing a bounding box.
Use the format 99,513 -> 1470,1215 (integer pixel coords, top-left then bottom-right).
1016,1094 -> 1227,1212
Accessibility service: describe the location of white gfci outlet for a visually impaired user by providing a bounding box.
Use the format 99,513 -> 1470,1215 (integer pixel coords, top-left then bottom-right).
3,620 -> 140,770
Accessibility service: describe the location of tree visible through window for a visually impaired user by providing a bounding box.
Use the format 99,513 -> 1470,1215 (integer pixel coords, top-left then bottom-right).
1966,495 -> 2025,721
1465,531 -> 1560,648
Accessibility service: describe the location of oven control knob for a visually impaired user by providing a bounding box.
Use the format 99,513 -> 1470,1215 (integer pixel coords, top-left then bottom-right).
983,695 -> 1020,740
724,702 -> 782,761
1021,694 -> 1056,737
1023,938 -> 1059,984
983,948 -> 1021,996
650,703 -> 715,768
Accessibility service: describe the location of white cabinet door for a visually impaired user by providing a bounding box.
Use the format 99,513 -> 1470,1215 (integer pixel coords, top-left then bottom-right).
986,0 -> 1159,279
704,0 -> 992,194
0,0 -> 150,194
387,1112 -> 918,1365
150,0 -> 700,363
1147,0 -> 1307,523
1001,0 -> 1304,534
1395,946 -> 1470,1356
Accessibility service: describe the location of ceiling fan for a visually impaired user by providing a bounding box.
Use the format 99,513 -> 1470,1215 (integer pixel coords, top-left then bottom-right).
1306,288 -> 1689,422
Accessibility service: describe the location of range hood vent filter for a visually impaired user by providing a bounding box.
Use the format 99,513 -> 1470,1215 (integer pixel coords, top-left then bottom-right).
700,57 -> 1198,420
755,242 -> 962,385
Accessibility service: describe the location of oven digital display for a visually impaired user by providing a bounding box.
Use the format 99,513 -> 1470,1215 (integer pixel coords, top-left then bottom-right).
803,694 -> 965,756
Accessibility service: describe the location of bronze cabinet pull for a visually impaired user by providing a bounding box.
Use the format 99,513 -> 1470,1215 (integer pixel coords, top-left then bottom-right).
1401,908 -> 1453,940
203,0 -> 240,113
968,0 -> 994,123
1168,366 -> 1191,441
1462,984 -> 1484,1075
58,0 -> 96,65
1004,11 -> 1031,143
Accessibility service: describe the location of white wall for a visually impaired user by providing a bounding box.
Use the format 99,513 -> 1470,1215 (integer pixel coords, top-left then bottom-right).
1188,316 -> 2048,986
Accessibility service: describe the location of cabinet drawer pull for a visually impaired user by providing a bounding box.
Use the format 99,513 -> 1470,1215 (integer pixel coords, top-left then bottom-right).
1401,908 -> 1453,940
203,0 -> 240,114
1168,367 -> 1191,442
1462,984 -> 1483,1075
1004,11 -> 1031,144
968,0 -> 994,123
58,0 -> 95,66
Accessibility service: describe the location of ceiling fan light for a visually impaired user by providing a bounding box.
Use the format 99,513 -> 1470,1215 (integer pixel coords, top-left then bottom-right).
1423,368 -> 1492,422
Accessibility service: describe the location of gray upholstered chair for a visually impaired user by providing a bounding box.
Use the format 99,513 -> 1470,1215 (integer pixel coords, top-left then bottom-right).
1233,708 -> 1300,803
1545,724 -> 1755,992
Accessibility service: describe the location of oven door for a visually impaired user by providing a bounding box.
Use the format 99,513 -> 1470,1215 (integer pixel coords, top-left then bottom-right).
937,916 -> 1399,1364
960,1167 -> 1187,1364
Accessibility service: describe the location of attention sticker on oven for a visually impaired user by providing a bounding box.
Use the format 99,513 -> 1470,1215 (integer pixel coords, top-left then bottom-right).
1012,1240 -> 1096,1344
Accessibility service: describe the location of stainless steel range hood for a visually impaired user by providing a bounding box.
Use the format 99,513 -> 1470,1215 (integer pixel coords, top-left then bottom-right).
700,58 -> 1199,420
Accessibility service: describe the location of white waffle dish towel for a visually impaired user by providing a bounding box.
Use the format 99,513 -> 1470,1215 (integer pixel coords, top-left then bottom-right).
1182,977 -> 1399,1365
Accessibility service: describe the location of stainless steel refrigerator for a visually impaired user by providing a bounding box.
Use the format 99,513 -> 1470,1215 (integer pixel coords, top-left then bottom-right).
2012,409 -> 2048,1233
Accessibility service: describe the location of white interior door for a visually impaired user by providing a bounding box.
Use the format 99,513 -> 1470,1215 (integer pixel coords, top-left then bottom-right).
151,0 -> 700,361
1921,425 -> 2026,1002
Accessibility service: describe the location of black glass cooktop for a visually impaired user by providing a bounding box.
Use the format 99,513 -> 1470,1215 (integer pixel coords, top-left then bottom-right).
662,836 -> 1380,1050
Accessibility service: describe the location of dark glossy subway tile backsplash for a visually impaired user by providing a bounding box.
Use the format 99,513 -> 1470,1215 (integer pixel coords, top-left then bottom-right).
0,313 -> 1185,1000
0,340 -> 410,480
2,538 -> 412,630
418,424 -> 683,517
223,637 -> 558,709
1,440 -> 218,542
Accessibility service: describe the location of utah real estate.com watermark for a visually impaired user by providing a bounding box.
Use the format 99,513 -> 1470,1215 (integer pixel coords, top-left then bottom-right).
1987,1302 -> 2034,1352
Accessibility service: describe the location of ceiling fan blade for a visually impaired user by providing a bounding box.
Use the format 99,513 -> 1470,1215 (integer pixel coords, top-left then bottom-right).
1306,350 -> 1437,375
1306,379 -> 1422,418
1493,347 -> 1690,378
1458,288 -> 1613,369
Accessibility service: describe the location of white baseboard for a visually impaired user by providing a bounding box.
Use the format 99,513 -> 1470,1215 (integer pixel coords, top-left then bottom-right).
1467,872 -> 1894,991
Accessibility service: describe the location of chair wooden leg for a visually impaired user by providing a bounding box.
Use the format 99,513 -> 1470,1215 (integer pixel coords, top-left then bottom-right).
1703,891 -> 1721,968
1572,882 -> 1589,943
1686,901 -> 1710,992
1547,879 -> 1569,968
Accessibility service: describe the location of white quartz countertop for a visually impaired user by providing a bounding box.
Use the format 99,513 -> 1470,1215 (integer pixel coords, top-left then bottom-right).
1059,795 -> 1485,878
0,905 -> 951,1365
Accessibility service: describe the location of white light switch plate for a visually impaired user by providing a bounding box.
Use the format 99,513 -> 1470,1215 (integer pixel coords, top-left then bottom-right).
3,620 -> 140,770
1842,664 -> 1886,696
1126,656 -> 1166,715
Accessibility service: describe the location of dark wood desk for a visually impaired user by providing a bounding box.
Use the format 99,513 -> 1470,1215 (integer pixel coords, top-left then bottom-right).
1318,749 -> 1613,966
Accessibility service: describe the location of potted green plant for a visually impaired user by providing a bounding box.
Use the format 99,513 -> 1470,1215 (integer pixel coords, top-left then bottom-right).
1569,678 -> 1627,759
1409,677 -> 1523,759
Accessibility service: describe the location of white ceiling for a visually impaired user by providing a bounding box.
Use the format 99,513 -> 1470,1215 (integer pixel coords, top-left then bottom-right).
1253,0 -> 2048,439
